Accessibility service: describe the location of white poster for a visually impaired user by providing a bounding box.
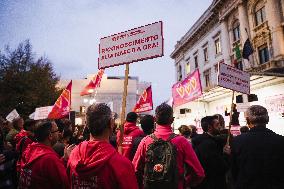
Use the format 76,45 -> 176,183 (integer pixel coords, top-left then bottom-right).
98,21 -> 163,69
34,106 -> 53,120
218,63 -> 250,94
6,109 -> 20,122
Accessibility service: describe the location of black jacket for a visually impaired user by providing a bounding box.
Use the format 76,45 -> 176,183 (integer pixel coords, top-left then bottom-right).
192,133 -> 229,189
231,127 -> 284,189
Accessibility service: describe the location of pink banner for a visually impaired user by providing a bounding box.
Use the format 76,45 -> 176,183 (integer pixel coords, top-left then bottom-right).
172,69 -> 202,107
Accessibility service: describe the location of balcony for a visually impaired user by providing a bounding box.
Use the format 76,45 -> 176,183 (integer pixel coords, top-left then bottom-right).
247,60 -> 284,74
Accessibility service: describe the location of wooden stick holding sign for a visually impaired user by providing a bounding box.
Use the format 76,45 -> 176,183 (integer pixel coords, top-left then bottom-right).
118,64 -> 129,154
227,90 -> 235,145
98,21 -> 164,154
217,62 -> 250,145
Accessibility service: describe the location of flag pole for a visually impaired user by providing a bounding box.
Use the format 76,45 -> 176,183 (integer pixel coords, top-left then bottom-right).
227,90 -> 235,145
118,64 -> 129,154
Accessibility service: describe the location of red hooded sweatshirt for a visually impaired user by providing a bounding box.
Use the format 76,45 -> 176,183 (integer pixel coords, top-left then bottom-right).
68,140 -> 138,189
15,130 -> 33,172
19,142 -> 69,189
116,122 -> 144,160
132,125 -> 205,189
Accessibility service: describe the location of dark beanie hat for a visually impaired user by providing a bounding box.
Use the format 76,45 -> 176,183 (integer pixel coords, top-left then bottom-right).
126,112 -> 138,123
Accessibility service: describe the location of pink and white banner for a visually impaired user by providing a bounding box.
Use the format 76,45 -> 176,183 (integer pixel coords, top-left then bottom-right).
172,69 -> 202,107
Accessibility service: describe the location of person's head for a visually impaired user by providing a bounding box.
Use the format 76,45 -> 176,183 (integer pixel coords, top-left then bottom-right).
62,128 -> 73,144
178,125 -> 191,138
201,115 -> 220,135
126,112 -> 138,123
155,103 -> 174,126
12,117 -> 24,131
246,105 -> 269,128
190,125 -> 197,134
61,119 -> 73,131
213,114 -> 225,130
34,120 -> 59,146
240,126 -> 249,133
23,119 -> 37,132
140,115 -> 154,135
86,103 -> 113,138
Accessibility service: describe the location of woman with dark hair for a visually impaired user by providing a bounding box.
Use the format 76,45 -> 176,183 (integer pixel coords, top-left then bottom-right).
178,125 -> 192,142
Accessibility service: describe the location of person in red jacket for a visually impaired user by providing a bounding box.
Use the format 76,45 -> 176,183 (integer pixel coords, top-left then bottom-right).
132,103 -> 205,189
68,103 -> 138,189
15,119 -> 37,172
19,120 -> 69,189
117,112 -> 144,160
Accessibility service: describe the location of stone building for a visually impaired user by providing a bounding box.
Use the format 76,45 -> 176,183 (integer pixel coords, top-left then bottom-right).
171,0 -> 284,135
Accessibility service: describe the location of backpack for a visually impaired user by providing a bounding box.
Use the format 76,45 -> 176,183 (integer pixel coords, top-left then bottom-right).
143,133 -> 178,189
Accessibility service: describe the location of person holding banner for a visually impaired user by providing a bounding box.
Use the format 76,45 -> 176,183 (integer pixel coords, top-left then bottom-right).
133,103 -> 204,189
116,112 -> 144,160
68,103 -> 138,189
6,117 -> 24,147
191,116 -> 230,189
19,121 -> 71,189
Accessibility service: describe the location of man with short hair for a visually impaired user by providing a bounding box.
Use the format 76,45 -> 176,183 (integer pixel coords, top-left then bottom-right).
133,103 -> 205,189
191,115 -> 230,189
231,105 -> 284,189
130,114 -> 155,161
68,103 -> 138,189
19,121 -> 70,189
117,111 -> 144,160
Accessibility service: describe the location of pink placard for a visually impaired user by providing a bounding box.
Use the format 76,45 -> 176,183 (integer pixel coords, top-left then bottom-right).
172,69 -> 203,107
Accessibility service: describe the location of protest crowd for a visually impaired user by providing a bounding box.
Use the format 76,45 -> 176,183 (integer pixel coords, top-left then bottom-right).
0,102 -> 284,189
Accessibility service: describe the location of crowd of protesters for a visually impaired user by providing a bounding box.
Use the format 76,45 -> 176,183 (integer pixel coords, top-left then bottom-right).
0,103 -> 284,189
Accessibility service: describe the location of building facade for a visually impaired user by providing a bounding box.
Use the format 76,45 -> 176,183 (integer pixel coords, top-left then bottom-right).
171,0 -> 284,135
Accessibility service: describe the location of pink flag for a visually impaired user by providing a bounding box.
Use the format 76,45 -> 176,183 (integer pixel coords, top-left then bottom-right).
133,86 -> 153,113
172,69 -> 202,107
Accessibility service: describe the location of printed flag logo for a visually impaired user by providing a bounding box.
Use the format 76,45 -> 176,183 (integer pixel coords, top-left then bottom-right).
80,69 -> 104,96
48,81 -> 72,119
133,86 -> 153,113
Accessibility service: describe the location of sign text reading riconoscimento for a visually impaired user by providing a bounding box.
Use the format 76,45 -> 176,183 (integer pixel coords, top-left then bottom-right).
98,21 -> 163,69
218,62 -> 250,94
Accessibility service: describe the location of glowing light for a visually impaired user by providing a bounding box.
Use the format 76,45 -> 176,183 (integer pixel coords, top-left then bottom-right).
88,89 -> 94,93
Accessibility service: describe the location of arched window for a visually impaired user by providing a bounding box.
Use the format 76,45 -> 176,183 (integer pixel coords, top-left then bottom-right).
232,20 -> 240,42
255,0 -> 266,26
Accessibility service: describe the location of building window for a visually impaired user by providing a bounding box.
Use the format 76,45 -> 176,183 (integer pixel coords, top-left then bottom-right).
186,61 -> 190,75
255,2 -> 266,26
258,45 -> 269,64
194,55 -> 198,69
215,64 -> 218,73
178,64 -> 182,81
203,47 -> 209,62
232,21 -> 240,42
204,69 -> 211,88
215,38 -> 222,54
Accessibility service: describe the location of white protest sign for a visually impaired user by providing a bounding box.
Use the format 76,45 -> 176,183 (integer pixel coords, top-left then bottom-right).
236,103 -> 251,112
6,109 -> 20,122
29,112 -> 35,120
34,106 -> 53,120
98,21 -> 163,69
218,63 -> 250,94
